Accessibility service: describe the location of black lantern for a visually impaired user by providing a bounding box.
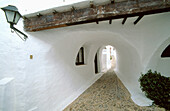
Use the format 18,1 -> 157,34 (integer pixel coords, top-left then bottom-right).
1,5 -> 28,41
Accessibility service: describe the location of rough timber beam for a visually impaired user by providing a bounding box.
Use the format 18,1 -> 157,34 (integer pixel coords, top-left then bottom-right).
134,15 -> 144,25
122,17 -> 127,25
24,0 -> 170,32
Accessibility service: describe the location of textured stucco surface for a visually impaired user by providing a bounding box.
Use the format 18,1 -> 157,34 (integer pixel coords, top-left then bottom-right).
0,0 -> 170,111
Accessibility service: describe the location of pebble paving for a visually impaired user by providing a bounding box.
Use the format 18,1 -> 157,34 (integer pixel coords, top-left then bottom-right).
64,70 -> 165,111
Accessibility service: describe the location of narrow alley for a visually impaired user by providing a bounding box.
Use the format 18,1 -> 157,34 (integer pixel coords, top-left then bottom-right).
64,70 -> 164,111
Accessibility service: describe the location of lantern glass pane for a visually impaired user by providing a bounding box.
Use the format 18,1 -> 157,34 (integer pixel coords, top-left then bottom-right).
5,10 -> 15,23
14,12 -> 21,24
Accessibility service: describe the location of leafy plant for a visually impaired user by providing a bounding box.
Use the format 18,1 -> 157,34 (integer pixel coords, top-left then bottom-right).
139,69 -> 170,110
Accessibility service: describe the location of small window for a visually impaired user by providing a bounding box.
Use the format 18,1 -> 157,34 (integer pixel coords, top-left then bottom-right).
161,45 -> 170,57
76,47 -> 84,65
94,53 -> 98,73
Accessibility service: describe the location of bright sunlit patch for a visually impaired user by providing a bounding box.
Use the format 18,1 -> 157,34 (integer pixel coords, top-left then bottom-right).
101,45 -> 117,72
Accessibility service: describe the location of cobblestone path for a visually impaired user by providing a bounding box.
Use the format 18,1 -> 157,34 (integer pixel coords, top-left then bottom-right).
64,70 -> 165,111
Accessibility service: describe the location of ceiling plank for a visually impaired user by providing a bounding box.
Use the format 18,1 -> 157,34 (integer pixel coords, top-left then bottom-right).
122,17 -> 127,25
24,0 -> 170,32
134,15 -> 144,25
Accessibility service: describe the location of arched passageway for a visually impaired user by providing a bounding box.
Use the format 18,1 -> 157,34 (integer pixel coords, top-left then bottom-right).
94,45 -> 117,73
101,45 -> 117,71
69,31 -> 148,106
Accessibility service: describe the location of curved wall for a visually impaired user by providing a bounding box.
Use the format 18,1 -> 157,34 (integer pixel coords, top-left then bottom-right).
0,1 -> 170,110
146,37 -> 170,77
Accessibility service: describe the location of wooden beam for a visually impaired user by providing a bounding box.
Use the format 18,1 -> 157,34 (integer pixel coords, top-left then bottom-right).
109,19 -> 112,24
122,17 -> 127,25
134,15 -> 144,25
24,0 -> 170,32
110,0 -> 114,4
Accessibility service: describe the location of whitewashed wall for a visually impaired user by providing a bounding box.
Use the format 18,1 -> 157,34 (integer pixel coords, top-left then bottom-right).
0,0 -> 170,111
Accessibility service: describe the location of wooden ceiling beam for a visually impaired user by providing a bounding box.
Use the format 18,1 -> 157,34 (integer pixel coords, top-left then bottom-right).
24,0 -> 170,32
134,15 -> 144,25
122,17 -> 127,25
109,19 -> 112,24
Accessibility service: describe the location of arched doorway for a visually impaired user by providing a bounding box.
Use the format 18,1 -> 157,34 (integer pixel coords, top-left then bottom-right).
101,45 -> 117,72
94,45 -> 117,74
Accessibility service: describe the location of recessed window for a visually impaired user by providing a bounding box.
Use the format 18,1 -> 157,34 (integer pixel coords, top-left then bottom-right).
76,47 -> 84,65
94,53 -> 98,73
161,45 -> 170,57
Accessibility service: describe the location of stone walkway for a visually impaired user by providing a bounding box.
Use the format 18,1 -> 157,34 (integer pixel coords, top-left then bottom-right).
64,70 -> 165,111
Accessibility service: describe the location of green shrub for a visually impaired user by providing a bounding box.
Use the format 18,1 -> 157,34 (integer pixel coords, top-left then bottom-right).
138,69 -> 170,110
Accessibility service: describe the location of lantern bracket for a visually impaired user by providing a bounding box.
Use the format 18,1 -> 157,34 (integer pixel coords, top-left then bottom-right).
10,23 -> 28,41
1,5 -> 28,41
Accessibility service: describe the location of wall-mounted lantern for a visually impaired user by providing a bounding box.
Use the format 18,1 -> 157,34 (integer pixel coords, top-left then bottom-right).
1,5 -> 28,41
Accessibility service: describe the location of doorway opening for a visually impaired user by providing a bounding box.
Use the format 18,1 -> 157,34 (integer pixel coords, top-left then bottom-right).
101,45 -> 117,72
94,53 -> 98,73
94,45 -> 117,74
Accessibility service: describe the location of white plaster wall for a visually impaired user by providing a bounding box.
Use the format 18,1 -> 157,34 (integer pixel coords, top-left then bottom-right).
0,0 -> 170,110
101,48 -> 107,72
0,78 -> 15,111
146,37 -> 170,77
157,58 -> 170,76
